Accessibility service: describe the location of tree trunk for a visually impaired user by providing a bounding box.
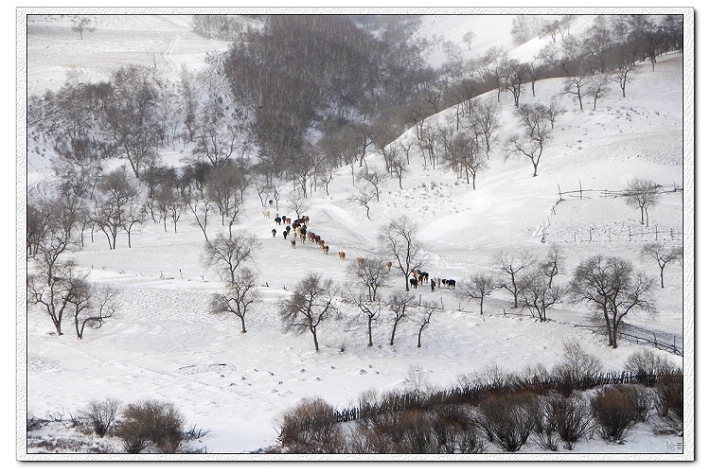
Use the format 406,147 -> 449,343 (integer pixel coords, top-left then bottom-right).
310,327 -> 319,352
390,320 -> 399,345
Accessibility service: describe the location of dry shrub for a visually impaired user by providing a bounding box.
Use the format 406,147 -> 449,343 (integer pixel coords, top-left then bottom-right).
477,391 -> 539,452
429,405 -> 483,454
590,385 -> 645,442
531,394 -> 560,451
114,400 -> 184,453
548,392 -> 592,450
624,349 -> 676,385
279,397 -> 344,453
80,398 -> 121,437
654,371 -> 683,434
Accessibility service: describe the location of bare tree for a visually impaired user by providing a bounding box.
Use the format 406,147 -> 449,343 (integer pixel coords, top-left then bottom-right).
184,188 -> 212,242
210,267 -> 259,333
349,293 -> 381,347
205,162 -> 247,236
586,74 -> 610,111
561,74 -> 587,111
387,292 -> 415,346
502,59 -> 525,108
280,274 -> 340,352
458,272 -> 496,315
544,98 -> 566,130
204,231 -> 259,285
191,74 -> 247,168
71,16 -> 95,39
641,243 -> 682,289
358,165 -> 383,202
416,301 -> 438,348
350,189 -> 376,220
570,255 -> 655,348
285,191 -> 309,219
623,178 -> 660,226
75,285 -> 117,340
104,65 -> 163,179
121,196 -> 147,249
519,274 -> 566,322
493,251 -> 537,308
28,260 -> 114,338
468,99 -> 500,156
539,244 -> 564,289
349,257 -> 391,302
508,104 -> 551,177
379,216 -> 428,291
93,167 -> 138,250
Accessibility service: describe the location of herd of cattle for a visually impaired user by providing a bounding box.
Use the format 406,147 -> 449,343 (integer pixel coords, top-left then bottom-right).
264,209 -> 456,292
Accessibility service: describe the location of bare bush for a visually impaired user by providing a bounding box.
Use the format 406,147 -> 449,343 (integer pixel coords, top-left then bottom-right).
590,385 -> 645,442
548,393 -> 592,450
476,392 -> 539,452
114,400 -> 185,453
552,339 -> 603,393
279,397 -> 344,453
80,398 -> 121,437
624,349 -> 677,384
654,371 -> 683,434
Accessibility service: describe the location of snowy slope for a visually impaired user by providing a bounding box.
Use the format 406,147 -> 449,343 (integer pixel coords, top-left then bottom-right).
21,12 -> 690,458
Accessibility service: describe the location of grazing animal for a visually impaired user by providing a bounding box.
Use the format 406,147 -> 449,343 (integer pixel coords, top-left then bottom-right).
302,215 -> 310,224
430,279 -> 436,292
386,261 -> 392,271
268,199 -> 273,207
291,239 -> 296,248
357,257 -> 365,266
271,229 -> 277,238
275,217 -> 282,226
283,230 -> 288,240
285,218 -> 292,225
409,278 -> 419,289
323,245 -> 329,255
442,279 -> 456,289
300,233 -> 306,244
435,278 -> 442,287
338,251 -> 346,260
281,215 -> 286,224
421,272 -> 429,283
263,210 -> 271,218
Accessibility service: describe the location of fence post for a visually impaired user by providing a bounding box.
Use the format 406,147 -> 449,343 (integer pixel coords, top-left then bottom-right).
579,179 -> 583,200
629,226 -> 632,242
655,225 -> 658,241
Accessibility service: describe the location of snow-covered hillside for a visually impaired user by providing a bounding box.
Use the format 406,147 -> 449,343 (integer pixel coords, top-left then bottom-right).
20,12 -> 691,459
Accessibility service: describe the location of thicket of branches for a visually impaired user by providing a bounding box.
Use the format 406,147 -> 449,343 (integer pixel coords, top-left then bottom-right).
275,348 -> 683,453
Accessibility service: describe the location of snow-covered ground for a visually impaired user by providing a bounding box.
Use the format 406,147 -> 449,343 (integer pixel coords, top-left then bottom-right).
14,7 -> 698,464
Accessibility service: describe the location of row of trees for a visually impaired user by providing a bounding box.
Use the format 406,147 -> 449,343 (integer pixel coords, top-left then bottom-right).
199,210 -> 678,352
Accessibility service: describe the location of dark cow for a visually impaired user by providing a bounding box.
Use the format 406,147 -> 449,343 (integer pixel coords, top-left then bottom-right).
409,278 -> 418,289
274,217 -> 282,226
442,279 -> 456,289
283,230 -> 288,240
286,225 -> 291,234
271,229 -> 277,238
430,279 -> 436,292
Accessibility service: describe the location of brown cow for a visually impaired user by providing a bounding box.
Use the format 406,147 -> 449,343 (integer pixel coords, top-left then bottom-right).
338,251 -> 346,260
